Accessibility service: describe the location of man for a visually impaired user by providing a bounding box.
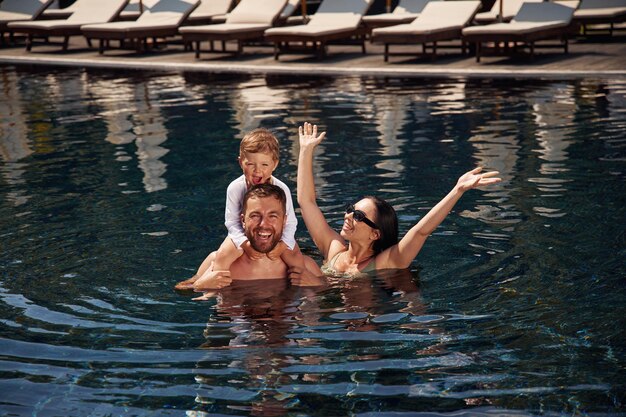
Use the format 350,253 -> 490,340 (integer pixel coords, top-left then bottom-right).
176,184 -> 323,292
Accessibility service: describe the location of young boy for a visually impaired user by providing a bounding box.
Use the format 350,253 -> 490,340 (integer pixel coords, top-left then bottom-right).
176,128 -> 306,290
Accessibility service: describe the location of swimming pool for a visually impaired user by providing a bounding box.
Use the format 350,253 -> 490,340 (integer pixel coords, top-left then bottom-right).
0,65 -> 624,416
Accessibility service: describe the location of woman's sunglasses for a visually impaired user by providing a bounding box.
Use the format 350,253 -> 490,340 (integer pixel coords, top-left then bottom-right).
345,204 -> 379,229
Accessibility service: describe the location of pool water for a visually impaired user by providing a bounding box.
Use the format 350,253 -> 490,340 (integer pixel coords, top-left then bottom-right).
0,65 -> 624,416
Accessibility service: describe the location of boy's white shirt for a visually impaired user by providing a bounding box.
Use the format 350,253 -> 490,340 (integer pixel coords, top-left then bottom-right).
225,175 -> 297,250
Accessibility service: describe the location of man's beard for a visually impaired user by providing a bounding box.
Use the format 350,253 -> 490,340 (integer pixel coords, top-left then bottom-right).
247,226 -> 281,254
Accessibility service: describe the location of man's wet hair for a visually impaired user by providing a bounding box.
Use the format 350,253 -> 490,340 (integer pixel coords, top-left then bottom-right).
242,184 -> 286,214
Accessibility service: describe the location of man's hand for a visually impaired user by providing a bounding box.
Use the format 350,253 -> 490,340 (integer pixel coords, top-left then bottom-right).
289,266 -> 327,287
241,240 -> 264,261
267,241 -> 288,261
193,267 -> 232,290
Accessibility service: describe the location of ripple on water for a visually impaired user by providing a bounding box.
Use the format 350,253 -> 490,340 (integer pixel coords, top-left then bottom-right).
0,70 -> 624,415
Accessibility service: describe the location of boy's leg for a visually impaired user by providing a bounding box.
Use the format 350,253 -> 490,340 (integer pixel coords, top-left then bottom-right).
280,243 -> 306,271
290,254 -> 325,287
282,244 -> 324,286
192,238 -> 243,289
174,251 -> 217,290
282,243 -> 323,275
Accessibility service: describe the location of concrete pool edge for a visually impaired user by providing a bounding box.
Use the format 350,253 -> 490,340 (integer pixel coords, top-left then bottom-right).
2,55 -> 626,79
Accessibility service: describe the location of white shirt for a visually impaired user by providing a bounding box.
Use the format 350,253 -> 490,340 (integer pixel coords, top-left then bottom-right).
225,175 -> 297,250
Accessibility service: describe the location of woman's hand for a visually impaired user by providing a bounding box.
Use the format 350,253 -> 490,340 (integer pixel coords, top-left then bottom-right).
299,122 -> 326,149
455,167 -> 501,192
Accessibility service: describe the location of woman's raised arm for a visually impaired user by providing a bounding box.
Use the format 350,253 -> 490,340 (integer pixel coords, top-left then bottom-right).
297,122 -> 345,261
377,167 -> 501,269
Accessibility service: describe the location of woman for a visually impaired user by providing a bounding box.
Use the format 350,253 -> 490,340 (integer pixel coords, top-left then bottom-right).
297,122 -> 502,276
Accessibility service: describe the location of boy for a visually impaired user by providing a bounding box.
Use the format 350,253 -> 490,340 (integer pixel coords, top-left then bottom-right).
176,128 -> 307,290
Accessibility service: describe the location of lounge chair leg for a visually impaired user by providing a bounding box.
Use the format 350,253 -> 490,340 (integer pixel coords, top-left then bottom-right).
361,38 -> 366,54
62,36 -> 69,51
26,34 -> 33,51
86,38 -> 92,48
222,40 -> 226,51
476,42 -> 481,62
195,41 -> 201,59
384,44 -> 388,62
210,40 -> 214,51
274,44 -> 279,60
530,42 -> 534,60
236,41 -> 242,56
99,39 -> 104,54
433,41 -> 437,59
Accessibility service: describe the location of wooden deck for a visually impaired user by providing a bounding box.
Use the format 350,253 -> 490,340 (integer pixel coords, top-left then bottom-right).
0,32 -> 624,78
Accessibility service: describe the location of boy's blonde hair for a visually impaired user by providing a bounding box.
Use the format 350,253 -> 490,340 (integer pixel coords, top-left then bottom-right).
239,128 -> 280,161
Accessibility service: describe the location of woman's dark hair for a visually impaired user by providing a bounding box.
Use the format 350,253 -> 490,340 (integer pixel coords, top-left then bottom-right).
365,196 -> 398,255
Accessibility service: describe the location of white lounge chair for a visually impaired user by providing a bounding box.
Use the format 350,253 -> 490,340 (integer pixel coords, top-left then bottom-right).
474,0 -> 542,24
179,0 -> 287,58
7,0 -> 129,51
362,0 -> 439,33
202,0 -> 303,25
573,0 -> 626,35
277,0 -> 305,25
81,0 -> 200,54
185,0 -> 235,25
371,0 -> 481,61
462,1 -> 579,62
0,0 -> 52,44
42,0 -> 150,20
264,0 -> 375,60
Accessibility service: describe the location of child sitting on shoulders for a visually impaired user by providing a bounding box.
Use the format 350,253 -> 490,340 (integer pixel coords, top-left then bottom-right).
176,128 -> 306,290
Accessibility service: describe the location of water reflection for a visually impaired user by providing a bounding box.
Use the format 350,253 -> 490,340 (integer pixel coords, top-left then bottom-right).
86,75 -> 170,193
0,69 -> 32,206
230,78 -> 291,134
194,270 -> 426,415
529,83 -> 575,218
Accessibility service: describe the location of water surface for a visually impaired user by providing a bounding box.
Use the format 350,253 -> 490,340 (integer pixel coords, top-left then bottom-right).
0,66 -> 624,416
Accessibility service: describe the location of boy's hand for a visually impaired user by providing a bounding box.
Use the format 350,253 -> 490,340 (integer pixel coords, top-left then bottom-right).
455,167 -> 501,192
241,240 -> 264,261
299,122 -> 326,149
267,240 -> 287,261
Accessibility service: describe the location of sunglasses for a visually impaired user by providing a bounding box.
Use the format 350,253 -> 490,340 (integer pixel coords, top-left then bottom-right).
345,204 -> 379,230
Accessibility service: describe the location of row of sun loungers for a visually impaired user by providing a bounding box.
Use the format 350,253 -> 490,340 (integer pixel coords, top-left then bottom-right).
2,0 -> 624,62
